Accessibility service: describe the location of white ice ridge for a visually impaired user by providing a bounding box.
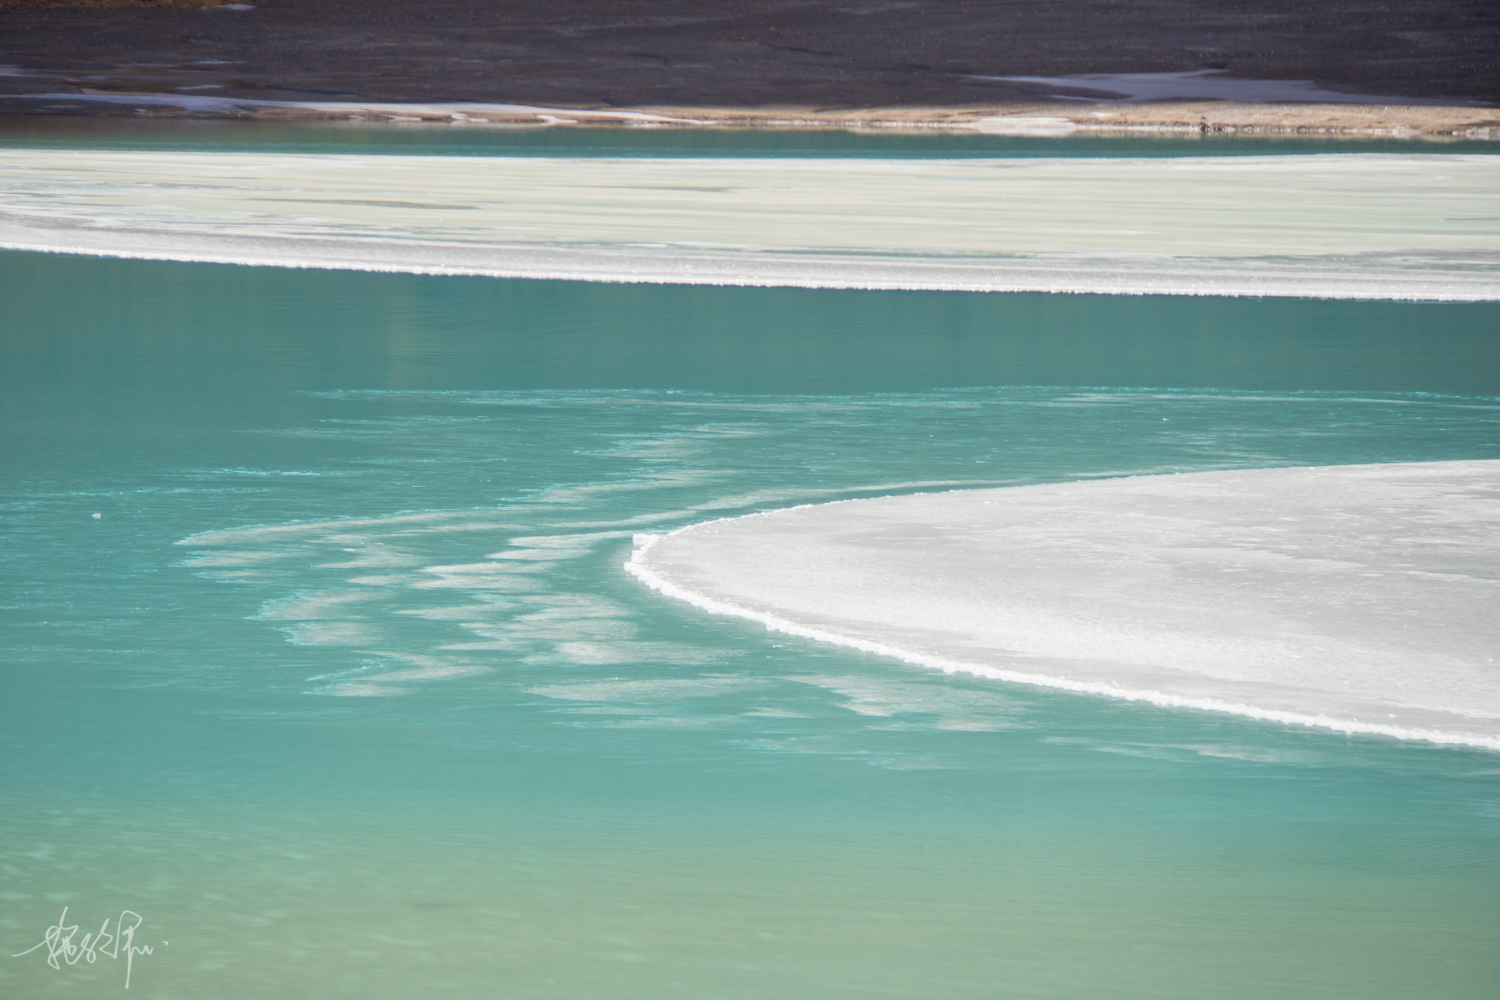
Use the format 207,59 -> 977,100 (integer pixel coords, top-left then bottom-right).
1,150 -> 1496,299
626,461 -> 1500,749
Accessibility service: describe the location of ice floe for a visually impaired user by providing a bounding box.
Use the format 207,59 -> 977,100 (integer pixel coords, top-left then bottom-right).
628,461 -> 1500,748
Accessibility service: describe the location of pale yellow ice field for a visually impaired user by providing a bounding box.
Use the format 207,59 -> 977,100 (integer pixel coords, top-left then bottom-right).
1,150 -> 1497,298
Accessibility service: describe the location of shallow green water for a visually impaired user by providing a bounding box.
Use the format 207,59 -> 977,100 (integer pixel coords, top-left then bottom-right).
2,251 -> 1499,999
4,115 -> 1495,158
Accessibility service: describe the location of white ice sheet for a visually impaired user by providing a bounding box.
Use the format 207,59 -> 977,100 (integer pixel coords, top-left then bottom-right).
1,151 -> 1496,299
628,462 -> 1500,748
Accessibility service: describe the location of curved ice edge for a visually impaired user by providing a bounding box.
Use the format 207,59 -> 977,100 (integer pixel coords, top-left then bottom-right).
2,239 -> 1495,302
624,511 -> 1500,753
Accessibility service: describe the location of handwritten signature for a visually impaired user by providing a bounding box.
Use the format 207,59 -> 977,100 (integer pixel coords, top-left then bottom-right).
11,907 -> 164,990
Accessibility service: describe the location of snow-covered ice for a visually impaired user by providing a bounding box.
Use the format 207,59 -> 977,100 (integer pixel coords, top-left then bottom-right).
628,461 -> 1500,748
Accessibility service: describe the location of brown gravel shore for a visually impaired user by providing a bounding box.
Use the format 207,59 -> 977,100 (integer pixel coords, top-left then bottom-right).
1,0 -> 1495,139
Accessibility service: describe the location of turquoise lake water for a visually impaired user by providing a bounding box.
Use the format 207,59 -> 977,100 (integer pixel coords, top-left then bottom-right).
2,126 -> 1499,999
6,116 -> 1497,158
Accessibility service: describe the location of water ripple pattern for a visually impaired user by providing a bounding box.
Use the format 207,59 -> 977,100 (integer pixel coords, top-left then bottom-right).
164,387 -> 1500,750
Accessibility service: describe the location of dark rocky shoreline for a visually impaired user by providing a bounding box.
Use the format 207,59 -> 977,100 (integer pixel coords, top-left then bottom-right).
1,0 -> 1495,116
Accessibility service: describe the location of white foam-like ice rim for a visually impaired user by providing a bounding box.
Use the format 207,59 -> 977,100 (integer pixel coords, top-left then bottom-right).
2,232 -> 1495,301
624,483 -> 1500,753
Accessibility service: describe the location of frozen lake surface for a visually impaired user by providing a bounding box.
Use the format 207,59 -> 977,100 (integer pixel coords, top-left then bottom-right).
2,125 -> 1498,998
632,461 -> 1500,748
1,150 -> 1496,299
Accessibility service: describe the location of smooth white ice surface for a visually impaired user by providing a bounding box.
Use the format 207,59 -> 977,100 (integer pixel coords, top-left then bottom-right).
1,150 -> 1497,299
628,462 -> 1500,748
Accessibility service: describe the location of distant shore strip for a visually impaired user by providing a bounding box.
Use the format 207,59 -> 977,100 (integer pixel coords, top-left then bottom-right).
6,88 -> 1500,141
